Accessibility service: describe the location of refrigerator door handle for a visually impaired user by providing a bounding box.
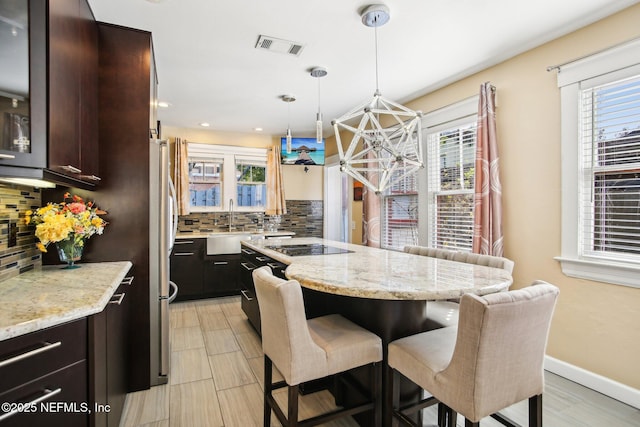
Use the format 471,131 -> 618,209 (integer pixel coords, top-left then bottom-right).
169,177 -> 178,254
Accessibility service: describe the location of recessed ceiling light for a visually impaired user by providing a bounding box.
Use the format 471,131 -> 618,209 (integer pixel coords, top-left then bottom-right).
199,122 -> 210,127
254,127 -> 263,132
158,101 -> 171,108
144,0 -> 167,4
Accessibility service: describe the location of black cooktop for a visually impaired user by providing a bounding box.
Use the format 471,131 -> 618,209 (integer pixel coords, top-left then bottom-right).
265,243 -> 353,256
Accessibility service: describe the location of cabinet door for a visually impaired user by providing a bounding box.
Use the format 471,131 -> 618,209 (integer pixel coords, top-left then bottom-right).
170,239 -> 204,299
106,283 -> 130,427
48,0 -> 81,175
204,255 -> 240,294
78,0 -> 100,181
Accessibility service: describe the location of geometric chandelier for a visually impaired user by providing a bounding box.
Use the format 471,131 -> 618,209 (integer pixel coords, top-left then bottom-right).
332,4 -> 423,195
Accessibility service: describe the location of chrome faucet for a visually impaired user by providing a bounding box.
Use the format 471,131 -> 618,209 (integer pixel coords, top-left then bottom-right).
229,198 -> 234,232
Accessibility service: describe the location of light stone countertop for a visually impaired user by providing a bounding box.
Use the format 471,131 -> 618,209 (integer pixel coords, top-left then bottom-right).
242,237 -> 513,300
0,261 -> 133,341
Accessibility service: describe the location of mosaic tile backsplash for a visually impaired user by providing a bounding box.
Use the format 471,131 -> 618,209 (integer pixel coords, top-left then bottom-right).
0,185 -> 42,282
177,199 -> 323,238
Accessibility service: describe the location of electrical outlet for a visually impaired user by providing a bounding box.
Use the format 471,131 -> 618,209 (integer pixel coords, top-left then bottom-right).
8,221 -> 17,247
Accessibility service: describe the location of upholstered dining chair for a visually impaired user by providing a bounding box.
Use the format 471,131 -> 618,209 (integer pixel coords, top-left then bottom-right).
403,245 -> 515,328
388,281 -> 559,427
252,266 -> 383,427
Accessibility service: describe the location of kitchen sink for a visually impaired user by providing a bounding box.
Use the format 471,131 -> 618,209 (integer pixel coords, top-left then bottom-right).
206,232 -> 252,255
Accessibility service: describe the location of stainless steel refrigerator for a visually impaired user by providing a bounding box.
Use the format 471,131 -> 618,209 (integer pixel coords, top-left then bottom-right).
149,139 -> 178,386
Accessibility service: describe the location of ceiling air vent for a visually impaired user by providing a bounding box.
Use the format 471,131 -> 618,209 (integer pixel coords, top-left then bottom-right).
255,35 -> 305,56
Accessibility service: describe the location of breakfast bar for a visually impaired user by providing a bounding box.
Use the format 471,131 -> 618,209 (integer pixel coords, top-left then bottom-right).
241,237 -> 513,425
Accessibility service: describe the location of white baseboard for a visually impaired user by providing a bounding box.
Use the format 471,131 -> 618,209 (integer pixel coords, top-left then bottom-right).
544,356 -> 640,409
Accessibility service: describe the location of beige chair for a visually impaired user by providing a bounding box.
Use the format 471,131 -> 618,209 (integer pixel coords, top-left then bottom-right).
388,282 -> 559,427
252,266 -> 383,427
403,245 -> 515,328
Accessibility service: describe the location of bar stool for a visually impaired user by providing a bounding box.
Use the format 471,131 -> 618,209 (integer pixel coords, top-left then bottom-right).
389,282 -> 559,427
253,266 -> 383,427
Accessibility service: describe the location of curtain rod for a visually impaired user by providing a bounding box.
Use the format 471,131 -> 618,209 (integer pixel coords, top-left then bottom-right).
546,36 -> 640,72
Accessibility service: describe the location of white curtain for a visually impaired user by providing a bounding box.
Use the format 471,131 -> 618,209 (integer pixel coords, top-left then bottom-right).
174,137 -> 191,215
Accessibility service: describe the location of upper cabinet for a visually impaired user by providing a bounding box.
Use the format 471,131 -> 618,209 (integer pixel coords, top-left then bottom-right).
0,0 -> 100,187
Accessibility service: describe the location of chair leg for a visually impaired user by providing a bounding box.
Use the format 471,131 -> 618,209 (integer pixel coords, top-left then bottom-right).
529,394 -> 542,427
438,404 -> 457,427
372,362 -> 382,427
465,419 -> 479,427
288,384 -> 300,427
263,356 -> 273,427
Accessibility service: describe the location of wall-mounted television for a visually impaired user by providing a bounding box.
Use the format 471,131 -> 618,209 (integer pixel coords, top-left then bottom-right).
281,137 -> 325,166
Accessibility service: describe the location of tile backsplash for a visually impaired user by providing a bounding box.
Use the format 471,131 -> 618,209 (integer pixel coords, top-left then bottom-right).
177,199 -> 323,238
0,185 -> 42,282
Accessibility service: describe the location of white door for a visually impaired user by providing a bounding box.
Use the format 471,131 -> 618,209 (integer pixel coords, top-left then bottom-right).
324,155 -> 349,242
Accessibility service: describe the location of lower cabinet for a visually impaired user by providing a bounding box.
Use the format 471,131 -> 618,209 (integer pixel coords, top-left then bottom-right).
203,254 -> 240,295
240,244 -> 288,335
89,275 -> 133,427
170,239 -> 205,299
0,319 -> 89,427
171,238 -> 242,300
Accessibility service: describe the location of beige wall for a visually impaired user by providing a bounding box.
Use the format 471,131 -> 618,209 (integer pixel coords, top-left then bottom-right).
400,4 -> 640,389
163,126 -> 324,201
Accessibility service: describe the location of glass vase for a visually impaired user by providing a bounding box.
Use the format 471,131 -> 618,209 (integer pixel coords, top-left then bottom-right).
56,238 -> 84,269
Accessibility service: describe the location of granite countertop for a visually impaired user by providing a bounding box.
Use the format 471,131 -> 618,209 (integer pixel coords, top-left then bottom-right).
0,261 -> 133,341
242,237 -> 513,301
176,230 -> 295,239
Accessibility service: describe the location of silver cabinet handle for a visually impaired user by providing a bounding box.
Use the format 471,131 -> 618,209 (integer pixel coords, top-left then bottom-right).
241,262 -> 256,271
0,387 -> 62,422
213,261 -> 228,265
240,289 -> 253,301
173,252 -> 194,256
121,276 -> 134,285
256,256 -> 270,262
267,262 -> 282,269
175,240 -> 194,244
0,153 -> 16,159
81,174 -> 101,181
61,165 -> 82,173
0,341 -> 62,369
109,293 -> 125,305
241,248 -> 255,255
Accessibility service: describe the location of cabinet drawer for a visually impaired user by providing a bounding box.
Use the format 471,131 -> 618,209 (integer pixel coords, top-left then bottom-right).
0,319 -> 87,393
172,238 -> 204,255
239,260 -> 257,289
0,360 -> 88,427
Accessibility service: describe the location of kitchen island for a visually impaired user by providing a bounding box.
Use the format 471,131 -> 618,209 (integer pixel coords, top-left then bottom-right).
241,237 -> 513,426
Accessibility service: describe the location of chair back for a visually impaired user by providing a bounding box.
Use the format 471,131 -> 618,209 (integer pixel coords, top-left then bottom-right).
440,282 -> 559,421
403,245 -> 514,273
252,266 -> 327,385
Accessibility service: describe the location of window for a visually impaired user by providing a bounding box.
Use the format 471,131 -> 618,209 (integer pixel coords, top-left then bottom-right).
557,38 -> 640,287
236,160 -> 266,208
189,159 -> 222,207
581,76 -> 640,259
426,123 -> 476,251
187,143 -> 267,212
382,172 -> 418,250
379,97 -> 479,251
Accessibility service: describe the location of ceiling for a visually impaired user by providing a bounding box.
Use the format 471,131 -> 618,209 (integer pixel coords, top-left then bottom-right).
87,0 -> 639,138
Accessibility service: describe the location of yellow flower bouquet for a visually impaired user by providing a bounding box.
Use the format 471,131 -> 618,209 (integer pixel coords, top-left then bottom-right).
25,192 -> 107,266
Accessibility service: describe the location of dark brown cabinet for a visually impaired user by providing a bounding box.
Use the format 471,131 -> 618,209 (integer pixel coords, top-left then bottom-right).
0,0 -> 99,187
89,275 -> 133,427
204,254 -> 241,294
171,239 -> 205,299
48,0 -> 99,183
240,244 -> 287,334
0,319 -> 89,427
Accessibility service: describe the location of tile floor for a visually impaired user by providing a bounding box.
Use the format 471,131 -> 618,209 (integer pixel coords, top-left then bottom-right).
119,296 -> 640,427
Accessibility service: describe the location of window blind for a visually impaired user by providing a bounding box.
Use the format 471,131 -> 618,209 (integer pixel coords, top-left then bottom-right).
427,123 -> 476,251
580,74 -> 640,259
382,173 -> 418,250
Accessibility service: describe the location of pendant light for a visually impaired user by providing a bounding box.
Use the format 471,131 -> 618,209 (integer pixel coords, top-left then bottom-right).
332,4 -> 423,195
310,67 -> 328,143
282,94 -> 296,153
